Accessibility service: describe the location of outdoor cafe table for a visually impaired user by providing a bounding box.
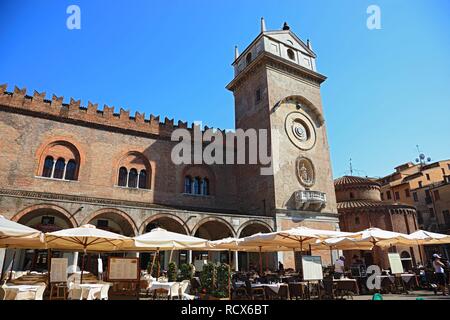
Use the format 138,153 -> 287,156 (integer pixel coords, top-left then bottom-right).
148,281 -> 179,298
3,284 -> 40,300
376,273 -> 418,293
69,283 -> 108,300
251,283 -> 289,294
332,278 -> 359,297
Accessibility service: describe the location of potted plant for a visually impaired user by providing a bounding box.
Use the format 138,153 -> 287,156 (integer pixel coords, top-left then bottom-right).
168,262 -> 178,282
199,262 -> 216,299
178,263 -> 194,281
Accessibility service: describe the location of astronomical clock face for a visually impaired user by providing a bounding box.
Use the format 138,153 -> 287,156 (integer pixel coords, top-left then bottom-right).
285,112 -> 316,150
296,157 -> 315,188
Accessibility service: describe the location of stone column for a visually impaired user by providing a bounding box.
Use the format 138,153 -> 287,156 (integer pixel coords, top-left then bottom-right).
188,250 -> 192,264
234,251 -> 239,271
68,252 -> 79,273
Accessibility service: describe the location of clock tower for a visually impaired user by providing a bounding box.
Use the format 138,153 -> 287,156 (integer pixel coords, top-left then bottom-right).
226,19 -> 339,264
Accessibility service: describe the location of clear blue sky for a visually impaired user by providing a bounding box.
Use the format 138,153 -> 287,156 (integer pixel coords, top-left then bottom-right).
0,0 -> 449,178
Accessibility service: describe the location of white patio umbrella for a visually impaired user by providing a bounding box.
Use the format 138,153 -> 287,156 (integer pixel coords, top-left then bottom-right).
405,230 -> 450,245
0,215 -> 44,248
238,227 -> 352,274
405,230 -> 450,263
124,228 -> 209,278
344,227 -> 411,247
45,224 -> 131,283
129,227 -> 209,251
0,215 -> 45,282
239,227 -> 352,251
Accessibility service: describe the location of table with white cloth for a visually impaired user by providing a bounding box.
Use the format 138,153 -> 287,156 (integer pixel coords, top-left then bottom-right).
251,283 -> 287,294
148,281 -> 179,299
68,283 -> 109,300
3,284 -> 40,300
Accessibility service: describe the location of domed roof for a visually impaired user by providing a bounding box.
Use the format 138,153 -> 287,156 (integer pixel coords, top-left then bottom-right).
334,176 -> 380,189
337,200 -> 416,211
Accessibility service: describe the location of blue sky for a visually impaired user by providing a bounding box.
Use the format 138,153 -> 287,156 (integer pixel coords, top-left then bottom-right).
0,0 -> 449,178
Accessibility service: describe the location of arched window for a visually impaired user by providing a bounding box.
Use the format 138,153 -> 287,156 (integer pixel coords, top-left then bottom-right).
287,49 -> 295,61
39,140 -> 81,181
138,170 -> 147,189
118,167 -> 128,187
53,158 -> 66,179
42,156 -> 54,178
65,160 -> 77,180
202,178 -> 209,196
246,52 -> 252,65
184,176 -> 192,194
193,177 -> 201,195
128,169 -> 138,188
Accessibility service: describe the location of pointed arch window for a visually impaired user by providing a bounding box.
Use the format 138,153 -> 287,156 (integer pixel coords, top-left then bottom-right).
42,156 -> 54,178
128,169 -> 138,188
138,170 -> 147,189
118,167 -> 128,187
53,158 -> 66,179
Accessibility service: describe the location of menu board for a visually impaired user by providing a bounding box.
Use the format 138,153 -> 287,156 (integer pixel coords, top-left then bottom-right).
107,257 -> 139,281
388,253 -> 404,275
50,258 -> 68,283
301,256 -> 323,281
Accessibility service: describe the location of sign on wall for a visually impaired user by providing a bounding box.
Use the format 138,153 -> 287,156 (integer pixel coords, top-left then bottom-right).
50,258 -> 68,283
301,255 -> 323,281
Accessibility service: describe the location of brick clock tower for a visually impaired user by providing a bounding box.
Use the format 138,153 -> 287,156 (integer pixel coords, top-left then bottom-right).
227,19 -> 339,266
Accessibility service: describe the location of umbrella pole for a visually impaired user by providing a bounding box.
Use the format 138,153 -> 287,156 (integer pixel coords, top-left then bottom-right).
169,249 -> 174,263
8,250 -> 16,282
157,248 -> 160,279
47,249 -> 52,285
0,248 -> 6,284
228,250 -> 231,299
81,250 -> 86,284
150,250 -> 157,277
330,247 -> 333,266
258,247 -> 263,275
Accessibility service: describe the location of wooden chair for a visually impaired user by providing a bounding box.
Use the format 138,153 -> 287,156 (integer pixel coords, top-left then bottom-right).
245,280 -> 265,300
0,286 -> 6,300
49,282 -> 67,300
288,283 -> 305,300
278,284 -> 289,300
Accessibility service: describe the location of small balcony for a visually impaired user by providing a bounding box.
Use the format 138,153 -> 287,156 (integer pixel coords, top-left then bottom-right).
294,190 -> 327,211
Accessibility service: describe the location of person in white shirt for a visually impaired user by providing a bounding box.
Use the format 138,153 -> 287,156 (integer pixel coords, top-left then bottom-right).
433,254 -> 447,296
333,256 -> 346,279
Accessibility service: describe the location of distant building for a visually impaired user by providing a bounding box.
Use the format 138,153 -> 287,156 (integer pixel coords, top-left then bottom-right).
334,176 -> 420,270
378,160 -> 450,231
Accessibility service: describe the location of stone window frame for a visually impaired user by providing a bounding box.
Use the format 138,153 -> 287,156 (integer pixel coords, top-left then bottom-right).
37,140 -> 81,182
115,151 -> 152,190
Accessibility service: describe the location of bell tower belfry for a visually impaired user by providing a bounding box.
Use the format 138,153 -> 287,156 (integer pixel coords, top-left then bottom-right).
226,19 -> 338,233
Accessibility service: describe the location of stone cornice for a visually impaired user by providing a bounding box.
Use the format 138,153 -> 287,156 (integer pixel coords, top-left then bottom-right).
226,52 -> 327,92
0,188 -> 251,217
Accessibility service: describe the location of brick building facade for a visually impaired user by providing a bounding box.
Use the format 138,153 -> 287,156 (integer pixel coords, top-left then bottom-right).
0,21 -> 339,271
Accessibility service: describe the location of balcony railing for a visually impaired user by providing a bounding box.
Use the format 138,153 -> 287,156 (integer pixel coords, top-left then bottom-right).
294,190 -> 327,211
